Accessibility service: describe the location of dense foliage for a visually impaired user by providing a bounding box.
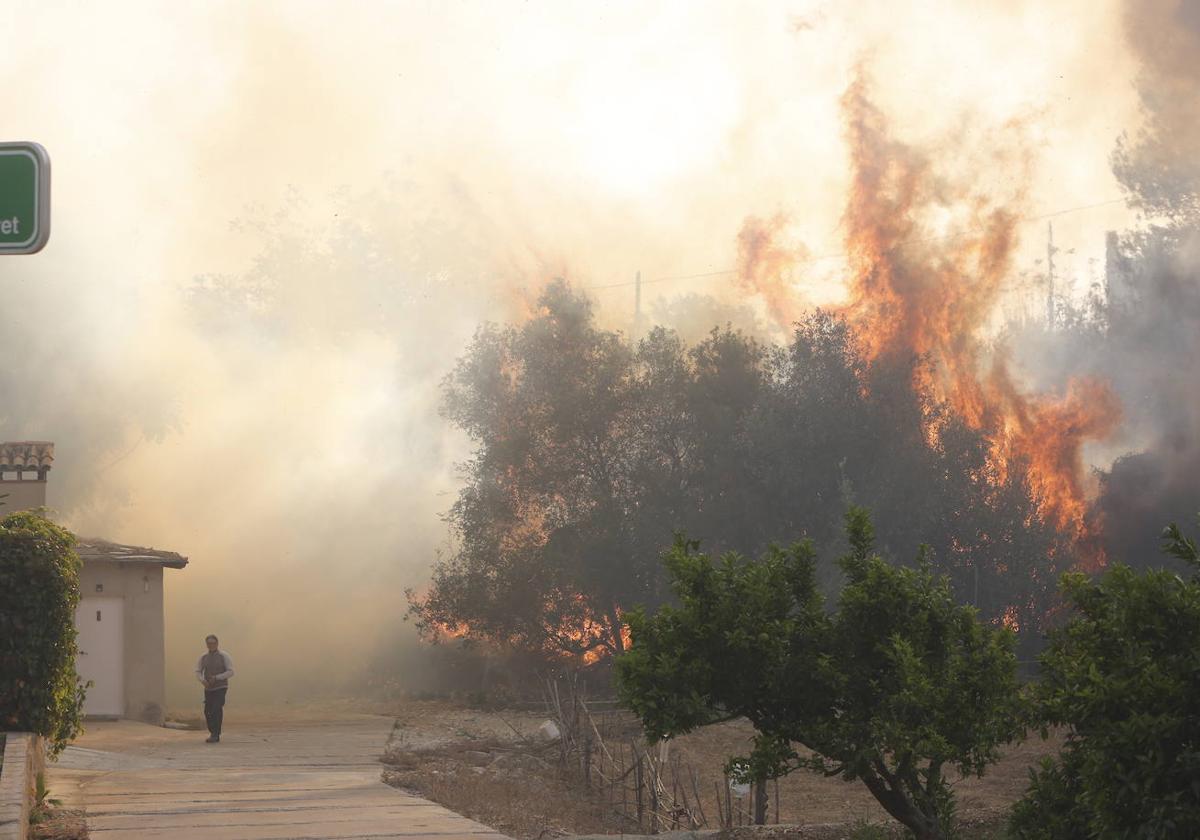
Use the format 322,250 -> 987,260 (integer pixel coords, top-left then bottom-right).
617,508 -> 1023,840
409,281 -> 1067,661
1009,517 -> 1200,839
0,511 -> 87,756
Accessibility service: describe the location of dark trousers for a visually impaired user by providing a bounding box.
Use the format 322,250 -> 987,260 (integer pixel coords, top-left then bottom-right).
203,688 -> 227,736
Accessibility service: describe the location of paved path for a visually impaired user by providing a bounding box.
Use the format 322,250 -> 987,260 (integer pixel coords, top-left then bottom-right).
45,714 -> 512,840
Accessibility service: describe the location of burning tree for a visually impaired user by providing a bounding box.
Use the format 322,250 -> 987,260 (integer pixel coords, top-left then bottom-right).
410,280 -> 1076,665
737,73 -> 1124,575
408,70 -> 1153,666
747,313 -> 1074,644
408,282 -> 768,661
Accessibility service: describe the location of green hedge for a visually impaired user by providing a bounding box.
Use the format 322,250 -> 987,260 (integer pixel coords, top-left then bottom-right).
0,511 -> 87,756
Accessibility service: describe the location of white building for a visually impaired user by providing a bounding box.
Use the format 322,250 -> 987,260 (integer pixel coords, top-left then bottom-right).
1,441 -> 187,724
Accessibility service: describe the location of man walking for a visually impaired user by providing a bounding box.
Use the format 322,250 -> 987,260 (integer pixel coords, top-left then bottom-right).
196,634 -> 235,743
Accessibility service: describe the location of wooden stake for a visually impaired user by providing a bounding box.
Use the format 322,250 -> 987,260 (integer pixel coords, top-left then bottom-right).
635,748 -> 644,829
725,775 -> 733,828
649,752 -> 659,834
715,780 -> 725,828
689,766 -> 708,828
620,742 -> 628,822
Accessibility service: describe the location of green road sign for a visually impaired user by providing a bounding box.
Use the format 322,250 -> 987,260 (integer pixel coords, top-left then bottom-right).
0,142 -> 51,254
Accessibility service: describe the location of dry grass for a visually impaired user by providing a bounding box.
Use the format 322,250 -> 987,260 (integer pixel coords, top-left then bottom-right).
666,718 -> 1063,827
376,697 -> 1058,840
387,762 -> 628,839
29,808 -> 89,840
382,738 -> 635,839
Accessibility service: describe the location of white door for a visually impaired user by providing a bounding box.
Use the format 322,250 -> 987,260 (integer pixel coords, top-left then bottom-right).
75,597 -> 124,717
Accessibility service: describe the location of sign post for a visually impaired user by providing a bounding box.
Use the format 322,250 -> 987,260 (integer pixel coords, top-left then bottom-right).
0,142 -> 51,254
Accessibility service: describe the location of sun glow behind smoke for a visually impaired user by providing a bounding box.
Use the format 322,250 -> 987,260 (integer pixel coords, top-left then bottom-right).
0,0 -> 1152,695
565,57 -> 740,198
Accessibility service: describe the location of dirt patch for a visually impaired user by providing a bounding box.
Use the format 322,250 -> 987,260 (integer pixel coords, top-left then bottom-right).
717,816 -> 1009,840
377,698 -> 1058,840
381,702 -> 635,838
384,699 -> 556,751
667,719 -> 1062,827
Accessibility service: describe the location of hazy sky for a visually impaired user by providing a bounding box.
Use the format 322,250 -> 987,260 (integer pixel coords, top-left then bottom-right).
0,0 -> 1153,703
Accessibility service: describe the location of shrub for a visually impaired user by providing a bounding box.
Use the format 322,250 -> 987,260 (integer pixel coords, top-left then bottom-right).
0,511 -> 87,755
618,507 -> 1023,840
1010,516 -> 1200,838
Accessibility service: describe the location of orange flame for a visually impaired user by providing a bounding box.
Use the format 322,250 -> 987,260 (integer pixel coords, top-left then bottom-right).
543,593 -> 628,664
431,619 -> 470,640
736,72 -> 1121,567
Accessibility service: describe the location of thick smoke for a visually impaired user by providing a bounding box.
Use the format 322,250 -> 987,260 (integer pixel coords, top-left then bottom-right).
1113,0 -> 1200,221
1070,0 -> 1200,566
0,1 -> 1172,704
1098,228 -> 1200,567
0,4 -> 832,705
1002,1 -> 1200,568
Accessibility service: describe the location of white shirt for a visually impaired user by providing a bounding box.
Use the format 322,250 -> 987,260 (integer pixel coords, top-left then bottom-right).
195,650 -> 235,685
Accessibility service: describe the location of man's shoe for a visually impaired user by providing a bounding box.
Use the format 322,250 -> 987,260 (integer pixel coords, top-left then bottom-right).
205,735 -> 219,743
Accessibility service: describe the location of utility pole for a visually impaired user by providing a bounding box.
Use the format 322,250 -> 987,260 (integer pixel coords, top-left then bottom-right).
633,270 -> 642,343
1046,222 -> 1057,328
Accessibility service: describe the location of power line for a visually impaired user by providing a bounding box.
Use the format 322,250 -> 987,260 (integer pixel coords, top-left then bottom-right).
585,197 -> 1127,291
587,268 -> 735,290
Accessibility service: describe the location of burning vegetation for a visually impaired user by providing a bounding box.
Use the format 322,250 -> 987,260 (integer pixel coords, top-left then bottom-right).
739,74 -> 1124,570
413,25 -> 1200,673
409,284 -> 1074,663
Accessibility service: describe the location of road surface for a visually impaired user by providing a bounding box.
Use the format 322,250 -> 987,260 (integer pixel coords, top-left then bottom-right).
46,713 -> 513,840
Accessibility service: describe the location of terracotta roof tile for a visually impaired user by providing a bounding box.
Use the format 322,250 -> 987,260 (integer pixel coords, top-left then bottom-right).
76,539 -> 188,569
0,441 -> 54,472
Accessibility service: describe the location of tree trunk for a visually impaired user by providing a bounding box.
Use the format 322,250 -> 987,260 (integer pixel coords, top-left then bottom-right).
753,778 -> 769,825
860,770 -> 945,840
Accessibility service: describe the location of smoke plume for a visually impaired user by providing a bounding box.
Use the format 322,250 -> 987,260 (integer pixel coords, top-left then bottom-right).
0,1 -> 1179,703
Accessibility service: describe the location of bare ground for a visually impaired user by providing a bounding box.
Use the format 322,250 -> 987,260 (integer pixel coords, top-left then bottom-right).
373,697 -> 1061,840
379,700 -> 627,839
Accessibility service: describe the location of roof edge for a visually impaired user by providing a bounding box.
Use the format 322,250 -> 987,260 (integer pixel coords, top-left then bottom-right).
76,538 -> 188,569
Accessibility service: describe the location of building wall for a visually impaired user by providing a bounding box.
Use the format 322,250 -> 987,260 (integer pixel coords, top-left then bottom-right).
0,479 -> 47,512
77,561 -> 166,724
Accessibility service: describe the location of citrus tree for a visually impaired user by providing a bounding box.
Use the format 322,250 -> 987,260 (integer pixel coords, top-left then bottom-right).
617,507 -> 1023,840
1010,516 -> 1200,838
